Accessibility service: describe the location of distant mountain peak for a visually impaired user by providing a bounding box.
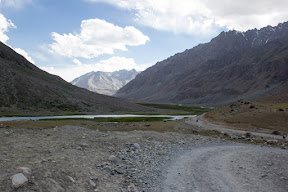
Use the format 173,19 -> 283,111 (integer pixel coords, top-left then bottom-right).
71,69 -> 139,96
0,43 -> 148,115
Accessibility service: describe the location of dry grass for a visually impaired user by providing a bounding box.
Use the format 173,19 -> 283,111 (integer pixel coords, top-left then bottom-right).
1,118 -> 222,138
1,119 -> 178,132
205,96 -> 288,134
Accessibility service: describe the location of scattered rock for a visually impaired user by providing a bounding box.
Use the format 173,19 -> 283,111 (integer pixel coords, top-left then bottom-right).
68,176 -> 75,183
48,178 -> 65,192
281,144 -> 287,149
89,180 -> 97,187
108,155 -> 117,162
80,143 -> 89,147
267,162 -> 274,166
261,174 -> 268,178
192,129 -> 200,133
230,133 -> 242,139
133,143 -> 141,150
114,168 -> 125,174
267,140 -> 278,144
90,176 -> 99,182
128,183 -> 139,192
17,167 -> 31,175
271,131 -> 281,135
245,132 -> 252,138
11,173 -> 28,188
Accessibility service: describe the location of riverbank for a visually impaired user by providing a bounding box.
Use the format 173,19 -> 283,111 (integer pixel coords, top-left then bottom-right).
0,114 -> 195,122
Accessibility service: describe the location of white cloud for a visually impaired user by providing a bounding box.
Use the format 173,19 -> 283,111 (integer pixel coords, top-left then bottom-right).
14,48 -> 35,64
49,18 -> 149,59
0,0 -> 33,9
87,0 -> 288,33
0,13 -> 16,43
41,56 -> 151,82
0,13 -> 35,64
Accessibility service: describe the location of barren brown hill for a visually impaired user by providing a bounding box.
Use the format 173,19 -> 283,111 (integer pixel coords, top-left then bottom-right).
0,42 -> 150,115
204,94 -> 288,134
116,22 -> 288,106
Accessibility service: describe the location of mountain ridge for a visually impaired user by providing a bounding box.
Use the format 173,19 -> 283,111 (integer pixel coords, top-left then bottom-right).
0,42 -> 150,115
116,22 -> 288,106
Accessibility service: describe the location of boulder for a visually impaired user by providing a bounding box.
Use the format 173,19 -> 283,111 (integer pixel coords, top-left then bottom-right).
271,130 -> 281,135
108,155 -> 117,162
133,143 -> 141,150
11,173 -> 28,188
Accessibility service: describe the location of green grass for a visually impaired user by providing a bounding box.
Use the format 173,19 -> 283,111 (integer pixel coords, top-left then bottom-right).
94,117 -> 172,122
0,112 -> 87,117
262,103 -> 288,110
138,103 -> 212,115
128,112 -> 192,115
3,117 -> 222,136
41,116 -> 172,122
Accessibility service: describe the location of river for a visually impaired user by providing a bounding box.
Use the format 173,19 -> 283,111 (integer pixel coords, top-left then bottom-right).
0,114 -> 196,122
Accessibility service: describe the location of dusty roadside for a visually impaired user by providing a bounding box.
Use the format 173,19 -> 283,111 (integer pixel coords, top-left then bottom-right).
0,123 -> 216,192
187,115 -> 288,141
1,119 -> 287,192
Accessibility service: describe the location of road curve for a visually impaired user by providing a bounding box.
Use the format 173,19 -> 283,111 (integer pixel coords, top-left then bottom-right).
157,144 -> 288,192
186,116 -> 287,140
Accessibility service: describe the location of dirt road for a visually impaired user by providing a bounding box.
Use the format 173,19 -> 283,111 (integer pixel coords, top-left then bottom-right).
186,115 -> 287,140
157,144 -> 288,192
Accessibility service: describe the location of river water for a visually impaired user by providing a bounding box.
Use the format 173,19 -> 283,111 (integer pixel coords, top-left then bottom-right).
0,114 -> 196,122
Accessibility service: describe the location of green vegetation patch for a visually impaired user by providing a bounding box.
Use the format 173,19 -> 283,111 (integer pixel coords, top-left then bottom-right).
262,103 -> 288,110
93,117 -> 172,122
138,103 -> 212,115
41,116 -> 172,122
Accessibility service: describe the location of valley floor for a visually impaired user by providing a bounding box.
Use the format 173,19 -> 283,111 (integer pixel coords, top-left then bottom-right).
0,118 -> 287,191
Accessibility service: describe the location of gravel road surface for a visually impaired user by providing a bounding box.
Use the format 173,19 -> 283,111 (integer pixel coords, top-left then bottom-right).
157,144 -> 288,192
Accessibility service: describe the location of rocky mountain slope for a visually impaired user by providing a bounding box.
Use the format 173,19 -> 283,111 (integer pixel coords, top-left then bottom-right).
71,69 -> 139,96
0,42 -> 150,115
116,22 -> 288,106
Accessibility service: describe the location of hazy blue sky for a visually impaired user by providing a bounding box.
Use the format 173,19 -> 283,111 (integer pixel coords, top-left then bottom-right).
1,0 -> 288,81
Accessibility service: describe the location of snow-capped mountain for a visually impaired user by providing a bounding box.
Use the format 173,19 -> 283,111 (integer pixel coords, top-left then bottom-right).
71,69 -> 139,96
